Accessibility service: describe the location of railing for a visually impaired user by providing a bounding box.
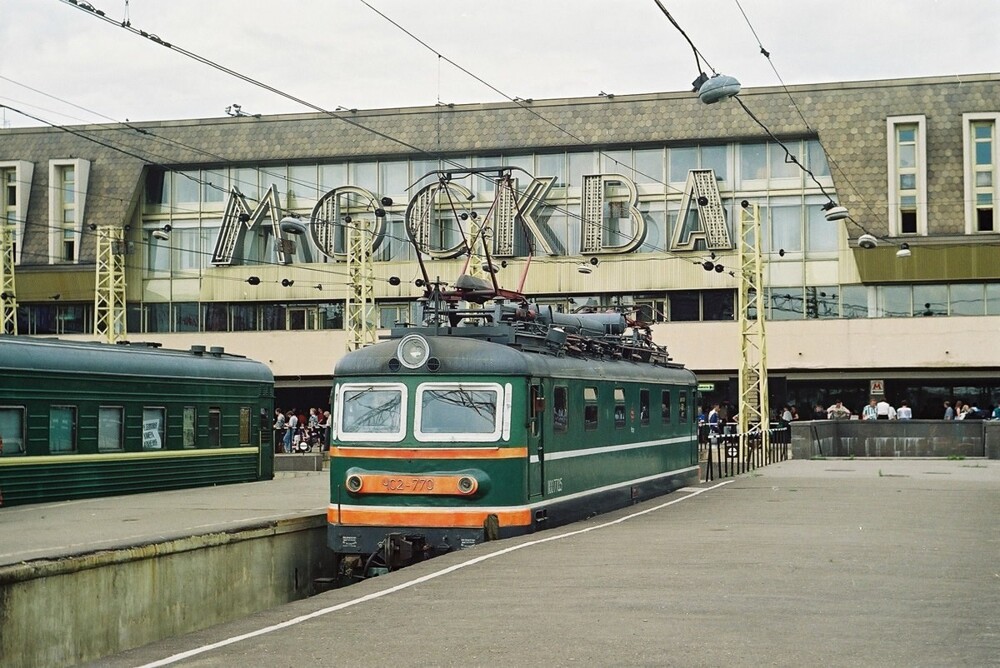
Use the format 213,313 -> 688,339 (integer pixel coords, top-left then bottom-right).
701,423 -> 791,481
790,420 -> 1000,459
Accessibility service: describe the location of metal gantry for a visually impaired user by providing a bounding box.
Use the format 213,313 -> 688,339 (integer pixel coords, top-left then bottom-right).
737,202 -> 770,452
345,216 -> 376,351
94,225 -> 127,344
0,224 -> 16,335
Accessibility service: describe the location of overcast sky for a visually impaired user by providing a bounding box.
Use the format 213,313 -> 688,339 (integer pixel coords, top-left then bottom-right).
1,0 -> 997,129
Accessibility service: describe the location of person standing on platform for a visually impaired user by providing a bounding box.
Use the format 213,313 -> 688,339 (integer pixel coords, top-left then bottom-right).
896,400 -> 913,420
707,403 -> 721,434
876,398 -> 894,419
943,401 -> 955,420
283,409 -> 299,454
863,399 -> 878,421
273,408 -> 286,454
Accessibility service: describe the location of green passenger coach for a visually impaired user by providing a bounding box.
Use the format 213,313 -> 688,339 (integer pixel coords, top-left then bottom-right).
0,336 -> 275,506
328,292 -> 700,578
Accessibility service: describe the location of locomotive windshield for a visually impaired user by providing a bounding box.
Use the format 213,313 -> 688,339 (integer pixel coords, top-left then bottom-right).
338,383 -> 406,442
414,382 -> 505,442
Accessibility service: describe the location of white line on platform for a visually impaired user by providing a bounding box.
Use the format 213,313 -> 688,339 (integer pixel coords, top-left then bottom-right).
138,480 -> 733,668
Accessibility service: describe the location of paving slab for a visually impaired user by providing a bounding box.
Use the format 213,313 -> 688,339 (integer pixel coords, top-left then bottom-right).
83,459 -> 1000,668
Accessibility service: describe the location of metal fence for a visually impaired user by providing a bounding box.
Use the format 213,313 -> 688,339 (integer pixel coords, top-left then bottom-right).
700,423 -> 791,481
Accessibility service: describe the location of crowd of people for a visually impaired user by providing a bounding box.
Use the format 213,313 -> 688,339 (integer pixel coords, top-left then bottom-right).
272,406 -> 331,453
783,398 -> 1000,421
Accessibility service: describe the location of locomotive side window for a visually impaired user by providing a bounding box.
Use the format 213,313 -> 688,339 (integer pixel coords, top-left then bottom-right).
0,407 -> 25,455
142,407 -> 166,450
415,383 -> 503,442
584,387 -> 599,430
553,386 -> 568,432
338,383 -> 407,442
639,390 -> 650,426
614,388 -> 626,428
679,392 -> 688,422
661,390 -> 672,424
98,406 -> 124,452
49,406 -> 77,453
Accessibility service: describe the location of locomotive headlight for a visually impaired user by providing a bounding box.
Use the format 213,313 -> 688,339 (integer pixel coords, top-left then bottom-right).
345,474 -> 363,493
457,475 -> 478,495
397,334 -> 429,369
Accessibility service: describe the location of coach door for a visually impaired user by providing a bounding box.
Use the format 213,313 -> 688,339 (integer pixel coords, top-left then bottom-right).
527,381 -> 544,498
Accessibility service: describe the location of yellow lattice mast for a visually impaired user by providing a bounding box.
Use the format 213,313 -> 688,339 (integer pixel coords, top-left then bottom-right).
345,216 -> 376,351
94,225 -> 127,344
737,202 -> 769,452
0,224 -> 17,335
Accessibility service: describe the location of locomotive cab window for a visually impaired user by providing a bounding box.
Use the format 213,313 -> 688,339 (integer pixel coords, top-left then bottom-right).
415,382 -> 505,442
661,390 -> 672,424
584,387 -> 599,430
679,392 -> 689,422
337,382 -> 407,442
0,406 -> 26,456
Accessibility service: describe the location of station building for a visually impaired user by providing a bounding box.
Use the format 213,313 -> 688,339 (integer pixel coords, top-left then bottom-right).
2,73 -> 998,418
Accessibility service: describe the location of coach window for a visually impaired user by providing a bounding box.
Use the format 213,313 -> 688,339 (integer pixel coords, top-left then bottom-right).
639,390 -> 650,426
553,386 -> 568,433
182,407 -> 197,448
240,407 -> 252,445
614,388 -> 626,428
98,406 -> 124,452
142,407 -> 166,450
50,406 -> 77,453
208,408 -> 222,447
584,387 -> 599,430
0,407 -> 25,455
679,392 -> 689,422
661,390 -> 672,424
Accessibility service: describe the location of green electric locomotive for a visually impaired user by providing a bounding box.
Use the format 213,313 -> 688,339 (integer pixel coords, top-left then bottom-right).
328,280 -> 699,576
0,337 -> 275,506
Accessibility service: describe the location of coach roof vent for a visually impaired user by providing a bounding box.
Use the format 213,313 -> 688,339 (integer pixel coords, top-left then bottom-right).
190,345 -> 206,355
209,346 -> 225,356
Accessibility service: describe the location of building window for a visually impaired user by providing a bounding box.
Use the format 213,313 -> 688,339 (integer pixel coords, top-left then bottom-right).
379,303 -> 411,329
1,161 -> 33,263
60,165 -> 76,261
964,114 -> 998,234
886,116 -> 927,236
49,159 -> 89,264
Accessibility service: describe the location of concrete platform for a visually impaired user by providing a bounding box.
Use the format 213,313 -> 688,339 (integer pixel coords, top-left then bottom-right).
80,459 -> 999,668
0,473 -> 330,568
